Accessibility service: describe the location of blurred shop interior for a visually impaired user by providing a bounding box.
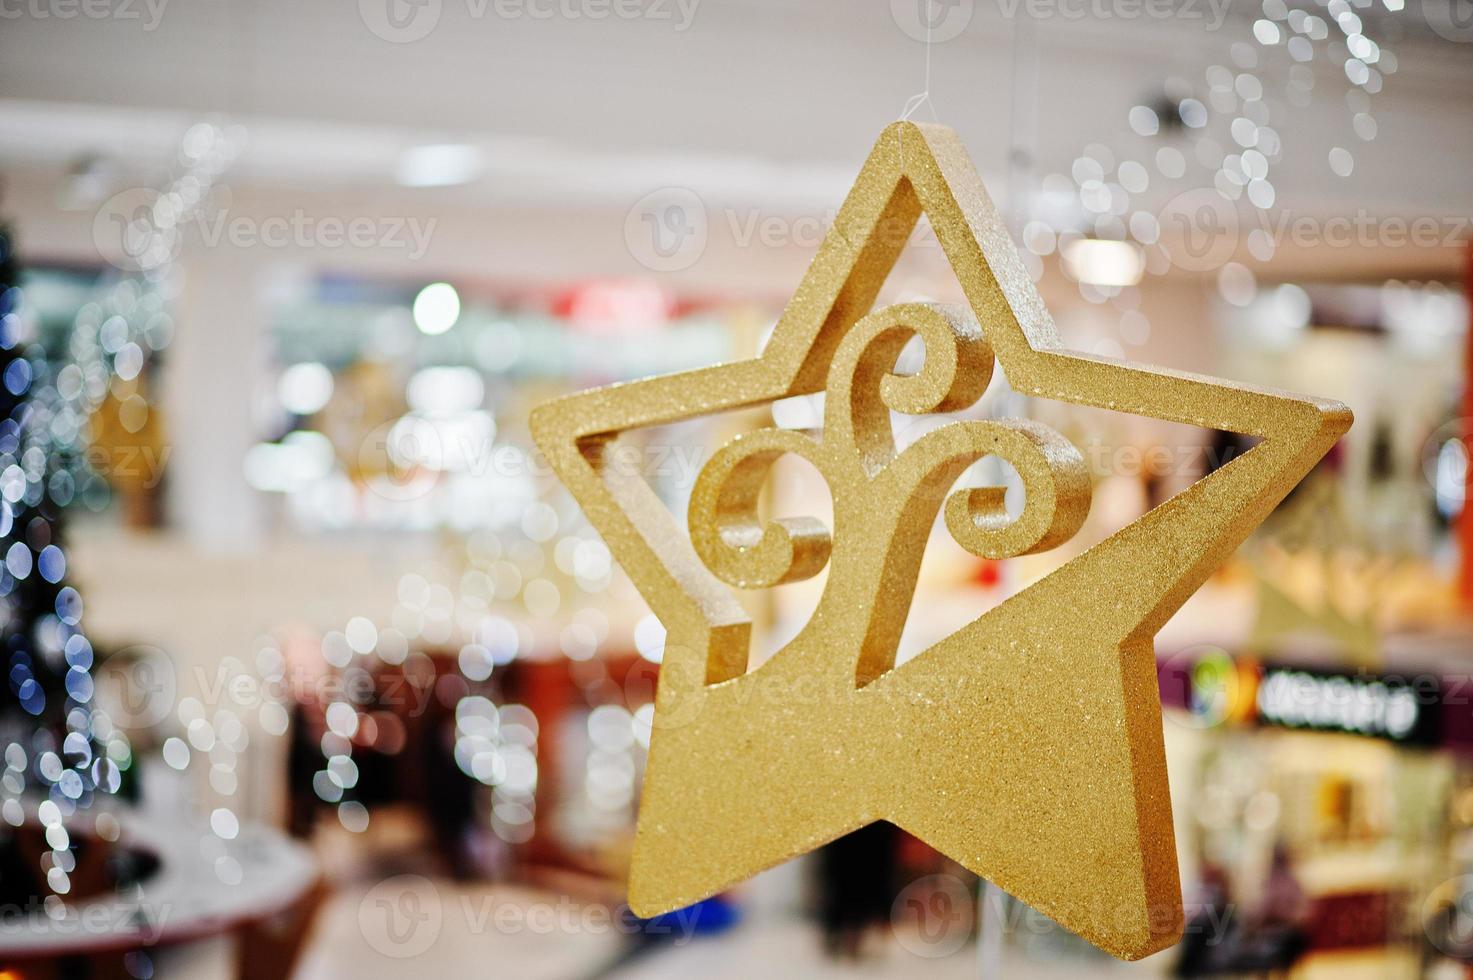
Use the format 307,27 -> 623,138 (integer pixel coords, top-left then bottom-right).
2,1 -> 1473,979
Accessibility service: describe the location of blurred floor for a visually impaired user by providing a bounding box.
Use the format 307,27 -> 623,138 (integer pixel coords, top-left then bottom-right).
291,877 -> 1147,980
293,880 -> 624,980
601,918 -> 1134,980
291,876 -> 1434,980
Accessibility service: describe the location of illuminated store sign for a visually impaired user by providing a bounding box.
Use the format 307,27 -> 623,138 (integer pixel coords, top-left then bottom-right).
1254,667 -> 1438,745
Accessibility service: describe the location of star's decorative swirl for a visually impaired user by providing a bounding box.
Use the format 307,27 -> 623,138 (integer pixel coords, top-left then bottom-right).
688,302 -> 1092,683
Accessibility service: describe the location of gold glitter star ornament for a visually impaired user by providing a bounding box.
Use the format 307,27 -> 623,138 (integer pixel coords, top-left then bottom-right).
530,122 -> 1350,960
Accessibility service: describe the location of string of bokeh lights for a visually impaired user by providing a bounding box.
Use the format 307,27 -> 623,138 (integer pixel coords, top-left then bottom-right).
1025,0 -> 1401,349
1,120 -> 238,911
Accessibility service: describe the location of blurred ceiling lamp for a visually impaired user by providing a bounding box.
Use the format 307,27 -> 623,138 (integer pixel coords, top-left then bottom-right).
57,153 -> 118,211
1266,283 -> 1311,330
1382,281 -> 1467,349
395,144 -> 483,188
1062,239 -> 1145,288
243,431 -> 335,493
406,366 -> 485,414
413,282 -> 461,335
1229,283 -> 1310,349
277,362 -> 334,415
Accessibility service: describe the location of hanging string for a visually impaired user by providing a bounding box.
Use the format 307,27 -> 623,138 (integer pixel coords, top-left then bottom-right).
1004,18 -> 1039,232
899,2 -> 941,122
898,1 -> 943,173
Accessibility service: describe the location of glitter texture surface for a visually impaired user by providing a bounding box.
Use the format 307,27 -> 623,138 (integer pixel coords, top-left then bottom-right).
530,122 -> 1351,960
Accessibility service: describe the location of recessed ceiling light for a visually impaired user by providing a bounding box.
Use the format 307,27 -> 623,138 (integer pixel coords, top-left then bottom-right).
1062,239 -> 1145,288
277,362 -> 334,415
395,144 -> 483,188
413,282 -> 461,335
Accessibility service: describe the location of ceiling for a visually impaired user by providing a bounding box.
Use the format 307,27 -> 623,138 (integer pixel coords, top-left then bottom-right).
0,0 -> 1469,285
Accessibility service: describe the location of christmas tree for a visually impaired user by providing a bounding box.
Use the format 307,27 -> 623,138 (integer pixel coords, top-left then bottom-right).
0,221 -> 120,905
